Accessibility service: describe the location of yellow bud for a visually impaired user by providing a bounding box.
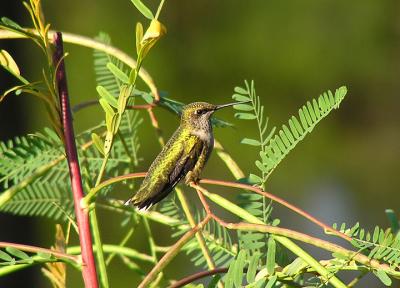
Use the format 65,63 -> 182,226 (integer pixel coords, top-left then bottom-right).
142,19 -> 167,43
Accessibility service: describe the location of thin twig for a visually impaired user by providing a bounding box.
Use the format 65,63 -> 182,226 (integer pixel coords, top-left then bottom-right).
175,188 -> 218,276
91,172 -> 349,242
72,100 -> 155,113
127,104 -> 156,110
67,244 -> 154,264
0,29 -> 160,101
213,140 -> 245,180
198,179 -> 351,242
53,32 -> 99,288
193,186 -> 399,279
169,267 -> 228,288
0,242 -> 78,263
138,215 -> 212,288
147,108 -> 165,146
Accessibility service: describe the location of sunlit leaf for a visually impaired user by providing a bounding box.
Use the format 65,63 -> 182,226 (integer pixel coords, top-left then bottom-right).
248,173 -> 262,184
232,94 -> 250,102
0,50 -> 20,76
233,104 -> 253,111
240,138 -> 261,146
130,0 -> 154,19
0,250 -> 13,262
142,93 -> 153,104
1,17 -> 22,29
375,270 -> 392,286
234,113 -> 256,120
234,86 -> 248,94
6,247 -> 31,262
136,22 -> 144,54
97,86 -> 118,108
266,237 -> 276,275
106,62 -> 129,84
91,133 -> 105,155
265,275 -> 277,288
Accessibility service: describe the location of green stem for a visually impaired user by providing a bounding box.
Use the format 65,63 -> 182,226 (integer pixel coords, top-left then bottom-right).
143,218 -> 157,261
88,46 -> 144,204
155,0 -> 166,20
117,126 -> 134,168
67,244 -> 154,264
214,140 -> 245,180
95,154 -> 109,187
347,271 -> 368,287
105,228 -> 134,265
0,255 -> 80,277
89,207 -> 109,288
274,236 -> 346,288
176,187 -> 217,271
143,217 -> 163,287
138,216 -> 211,288
0,242 -> 78,264
196,186 -> 400,278
99,199 -> 185,227
0,29 -> 159,99
85,172 -> 146,204
196,187 -> 346,287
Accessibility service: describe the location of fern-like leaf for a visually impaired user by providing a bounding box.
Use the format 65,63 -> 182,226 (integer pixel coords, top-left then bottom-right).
0,129 -> 65,189
260,86 -> 347,180
234,82 -> 347,185
0,181 -> 74,221
333,222 -> 400,270
93,32 -> 126,97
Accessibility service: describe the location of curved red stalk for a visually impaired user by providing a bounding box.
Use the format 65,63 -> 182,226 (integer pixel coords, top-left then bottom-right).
53,32 -> 99,288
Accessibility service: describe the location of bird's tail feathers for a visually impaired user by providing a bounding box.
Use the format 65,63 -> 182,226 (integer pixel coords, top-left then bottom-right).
124,194 -> 153,211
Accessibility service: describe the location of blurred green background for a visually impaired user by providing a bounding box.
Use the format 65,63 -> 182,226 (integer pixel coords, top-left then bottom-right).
1,0 -> 400,287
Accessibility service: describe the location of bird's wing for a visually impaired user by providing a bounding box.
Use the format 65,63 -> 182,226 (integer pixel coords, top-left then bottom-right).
130,131 -> 201,209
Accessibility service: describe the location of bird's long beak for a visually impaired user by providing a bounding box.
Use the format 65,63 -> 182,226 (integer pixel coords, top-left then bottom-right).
214,101 -> 251,111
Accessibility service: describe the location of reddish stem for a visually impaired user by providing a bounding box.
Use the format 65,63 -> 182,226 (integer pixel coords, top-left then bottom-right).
0,242 -> 78,263
198,178 -> 351,242
169,267 -> 228,288
126,104 -> 155,110
53,32 -> 99,288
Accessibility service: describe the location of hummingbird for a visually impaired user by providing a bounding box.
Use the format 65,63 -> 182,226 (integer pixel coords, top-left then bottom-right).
124,101 -> 246,210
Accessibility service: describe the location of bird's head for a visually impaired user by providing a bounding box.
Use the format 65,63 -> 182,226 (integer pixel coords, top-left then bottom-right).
180,101 -> 248,129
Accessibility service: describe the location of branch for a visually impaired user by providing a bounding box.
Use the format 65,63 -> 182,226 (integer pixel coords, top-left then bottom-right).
85,172 -> 146,202
0,29 -> 159,101
175,188 -> 218,275
53,32 -> 99,288
193,186 -> 400,279
93,172 -> 348,242
67,244 -> 154,264
169,267 -> 228,288
72,100 -> 155,113
198,179 -> 351,242
138,215 -> 212,288
0,242 -> 78,263
214,140 -> 245,180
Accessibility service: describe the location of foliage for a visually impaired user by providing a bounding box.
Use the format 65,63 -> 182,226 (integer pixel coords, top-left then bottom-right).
233,80 -> 347,186
0,0 -> 398,288
331,222 -> 400,286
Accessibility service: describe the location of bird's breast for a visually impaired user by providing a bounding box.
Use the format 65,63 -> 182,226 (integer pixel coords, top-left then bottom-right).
190,129 -> 212,143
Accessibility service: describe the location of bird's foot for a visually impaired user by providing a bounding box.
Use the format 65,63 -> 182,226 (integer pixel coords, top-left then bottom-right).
185,172 -> 200,186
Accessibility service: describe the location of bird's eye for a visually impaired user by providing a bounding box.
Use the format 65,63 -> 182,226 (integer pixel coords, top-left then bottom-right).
195,109 -> 203,115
